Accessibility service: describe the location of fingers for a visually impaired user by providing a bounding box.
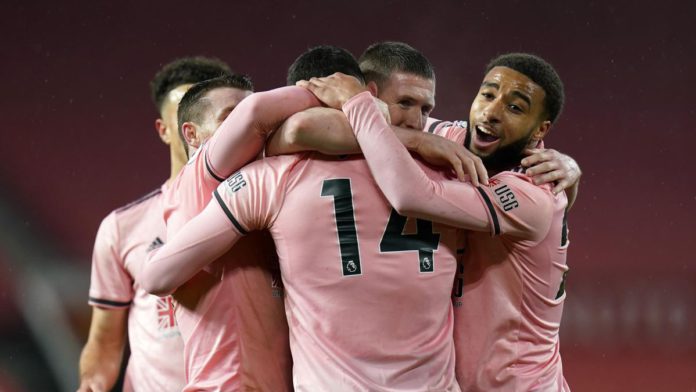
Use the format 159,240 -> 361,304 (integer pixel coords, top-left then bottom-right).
552,180 -> 568,195
521,148 -> 557,167
525,161 -> 559,177
295,78 -> 340,108
463,158 -> 479,187
456,150 -> 487,186
449,156 -> 467,183
474,156 -> 489,186
530,170 -> 563,185
454,151 -> 486,187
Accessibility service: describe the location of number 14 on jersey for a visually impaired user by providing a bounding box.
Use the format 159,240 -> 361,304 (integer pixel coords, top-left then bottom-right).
322,179 -> 440,276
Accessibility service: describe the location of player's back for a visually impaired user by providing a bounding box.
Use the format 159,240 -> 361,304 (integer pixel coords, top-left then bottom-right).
272,153 -> 460,391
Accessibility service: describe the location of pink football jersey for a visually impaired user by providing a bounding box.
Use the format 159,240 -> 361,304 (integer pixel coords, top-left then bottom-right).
343,92 -> 571,391
162,141 -> 291,392
426,118 -> 468,146
89,184 -> 185,391
212,153 -> 461,391
144,86 -> 470,390
452,172 -> 570,391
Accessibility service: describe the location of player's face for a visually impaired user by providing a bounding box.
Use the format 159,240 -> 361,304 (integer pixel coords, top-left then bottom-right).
161,84 -> 193,161
197,87 -> 253,141
375,72 -> 435,130
468,66 -> 549,159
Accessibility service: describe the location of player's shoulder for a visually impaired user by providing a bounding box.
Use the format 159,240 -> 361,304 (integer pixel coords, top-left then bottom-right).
219,154 -> 303,193
425,117 -> 467,132
493,168 -> 552,195
113,187 -> 162,214
107,186 -> 164,232
485,168 -> 557,215
481,169 -> 560,240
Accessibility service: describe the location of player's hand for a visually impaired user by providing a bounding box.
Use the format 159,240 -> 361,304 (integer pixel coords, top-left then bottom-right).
521,148 -> 581,194
76,378 -> 106,392
415,132 -> 488,186
296,72 -> 367,109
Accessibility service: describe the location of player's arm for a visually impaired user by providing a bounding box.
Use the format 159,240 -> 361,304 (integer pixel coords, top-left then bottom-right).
300,75 -> 493,230
265,107 -> 361,156
342,92 -> 492,230
265,102 -> 488,185
522,148 -> 581,209
141,199 -> 244,296
77,308 -> 127,392
265,106 -> 427,155
79,214 -> 132,392
205,86 -> 321,179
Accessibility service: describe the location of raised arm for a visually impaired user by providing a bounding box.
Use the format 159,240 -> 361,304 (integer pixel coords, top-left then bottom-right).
299,74 -> 492,231
205,86 -> 321,178
265,107 -> 361,156
265,97 -> 488,185
141,200 -> 243,296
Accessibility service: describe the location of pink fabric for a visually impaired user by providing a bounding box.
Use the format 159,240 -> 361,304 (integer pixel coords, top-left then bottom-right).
150,86 -> 318,391
89,184 -> 185,391
343,92 -> 570,391
146,150 -> 462,390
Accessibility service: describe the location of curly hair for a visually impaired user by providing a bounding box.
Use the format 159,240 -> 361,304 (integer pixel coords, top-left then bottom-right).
486,53 -> 564,123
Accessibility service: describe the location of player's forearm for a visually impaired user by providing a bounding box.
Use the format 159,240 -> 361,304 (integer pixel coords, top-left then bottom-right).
207,86 -> 321,177
343,92 -> 490,231
392,127 -> 426,151
78,341 -> 122,391
266,107 -> 361,156
265,106 -> 429,157
78,308 -> 127,392
142,201 -> 242,296
342,93 -> 439,212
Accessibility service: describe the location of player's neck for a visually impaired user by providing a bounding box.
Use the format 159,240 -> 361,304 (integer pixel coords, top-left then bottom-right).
168,147 -> 187,183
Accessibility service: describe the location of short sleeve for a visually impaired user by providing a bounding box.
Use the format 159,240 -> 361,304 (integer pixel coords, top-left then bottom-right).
88,213 -> 134,308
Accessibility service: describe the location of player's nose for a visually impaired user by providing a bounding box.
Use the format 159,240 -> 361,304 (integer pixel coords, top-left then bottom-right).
403,110 -> 423,130
482,99 -> 503,123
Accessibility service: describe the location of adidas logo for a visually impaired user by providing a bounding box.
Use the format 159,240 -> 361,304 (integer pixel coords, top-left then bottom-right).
146,237 -> 164,252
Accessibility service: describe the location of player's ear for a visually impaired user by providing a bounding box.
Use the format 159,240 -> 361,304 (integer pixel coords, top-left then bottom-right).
531,120 -> 552,143
367,81 -> 379,97
155,118 -> 171,144
182,122 -> 201,148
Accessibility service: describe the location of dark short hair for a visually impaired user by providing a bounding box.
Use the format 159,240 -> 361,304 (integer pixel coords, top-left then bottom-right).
150,56 -> 232,113
358,41 -> 435,87
485,53 -> 564,123
286,45 -> 365,85
177,75 -> 254,154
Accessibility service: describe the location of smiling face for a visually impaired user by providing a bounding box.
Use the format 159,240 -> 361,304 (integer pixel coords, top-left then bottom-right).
468,66 -> 550,161
373,71 -> 435,130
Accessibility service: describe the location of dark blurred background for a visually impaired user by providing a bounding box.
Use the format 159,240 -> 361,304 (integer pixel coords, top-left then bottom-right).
0,1 -> 694,391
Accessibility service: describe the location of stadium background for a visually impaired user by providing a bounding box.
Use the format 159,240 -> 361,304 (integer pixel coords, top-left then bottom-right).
0,1 -> 693,390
